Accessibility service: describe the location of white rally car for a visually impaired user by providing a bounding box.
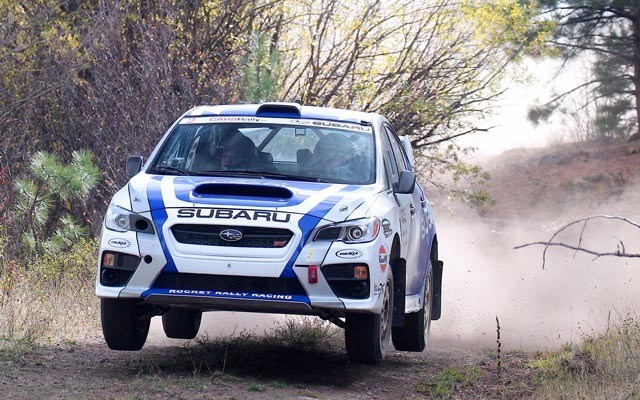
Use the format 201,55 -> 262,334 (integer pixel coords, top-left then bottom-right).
97,103 -> 442,364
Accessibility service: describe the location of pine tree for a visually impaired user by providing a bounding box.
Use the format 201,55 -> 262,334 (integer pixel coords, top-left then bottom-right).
531,1 -> 640,139
13,150 -> 99,257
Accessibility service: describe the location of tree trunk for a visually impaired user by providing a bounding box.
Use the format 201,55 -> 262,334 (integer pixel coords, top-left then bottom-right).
634,4 -> 640,134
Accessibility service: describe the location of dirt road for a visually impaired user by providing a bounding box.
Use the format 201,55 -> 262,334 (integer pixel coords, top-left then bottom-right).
0,331 -> 535,400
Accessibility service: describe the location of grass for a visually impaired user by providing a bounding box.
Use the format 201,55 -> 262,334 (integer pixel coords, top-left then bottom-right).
415,365 -> 483,398
270,379 -> 289,388
247,382 -> 266,392
184,316 -> 339,378
530,315 -> 640,399
411,316 -> 640,399
0,239 -> 99,351
0,337 -> 36,363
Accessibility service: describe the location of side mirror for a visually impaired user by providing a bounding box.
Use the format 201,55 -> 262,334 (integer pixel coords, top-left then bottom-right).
126,155 -> 143,179
393,170 -> 416,194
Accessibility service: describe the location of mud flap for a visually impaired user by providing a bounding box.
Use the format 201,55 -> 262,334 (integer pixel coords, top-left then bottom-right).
391,258 -> 406,327
431,260 -> 443,320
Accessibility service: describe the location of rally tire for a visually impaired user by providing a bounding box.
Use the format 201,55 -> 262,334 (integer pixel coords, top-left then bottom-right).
162,308 -> 202,339
392,261 -> 433,352
101,298 -> 150,351
345,277 -> 393,364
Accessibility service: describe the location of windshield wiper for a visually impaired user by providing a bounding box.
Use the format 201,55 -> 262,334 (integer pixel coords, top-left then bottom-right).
198,169 -> 323,182
151,166 -> 190,175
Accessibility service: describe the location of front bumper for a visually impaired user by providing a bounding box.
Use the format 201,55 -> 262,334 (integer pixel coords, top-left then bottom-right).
143,292 -> 316,314
96,216 -> 391,316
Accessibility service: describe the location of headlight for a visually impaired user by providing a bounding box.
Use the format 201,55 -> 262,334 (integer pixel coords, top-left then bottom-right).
313,217 -> 380,244
105,205 -> 155,233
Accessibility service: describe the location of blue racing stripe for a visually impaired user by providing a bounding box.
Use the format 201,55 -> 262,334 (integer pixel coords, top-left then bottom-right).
279,185 -> 361,278
147,176 -> 178,273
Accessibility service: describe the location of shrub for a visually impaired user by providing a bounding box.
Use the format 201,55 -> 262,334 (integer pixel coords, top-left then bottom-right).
0,238 -> 99,345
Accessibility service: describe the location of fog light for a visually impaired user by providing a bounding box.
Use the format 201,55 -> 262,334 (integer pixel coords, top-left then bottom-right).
308,265 -> 318,284
101,268 -> 119,285
350,281 -> 367,297
102,252 -> 115,267
354,265 -> 368,279
134,219 -> 149,231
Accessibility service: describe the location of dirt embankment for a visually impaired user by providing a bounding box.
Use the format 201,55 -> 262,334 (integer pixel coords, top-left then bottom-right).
480,141 -> 640,219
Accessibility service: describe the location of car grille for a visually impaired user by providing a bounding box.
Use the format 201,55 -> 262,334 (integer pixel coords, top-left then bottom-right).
152,272 -> 307,296
171,224 -> 294,248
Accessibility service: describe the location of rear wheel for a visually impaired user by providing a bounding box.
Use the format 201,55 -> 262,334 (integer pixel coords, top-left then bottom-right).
345,277 -> 393,364
101,298 -> 150,351
392,261 -> 433,351
162,308 -> 202,339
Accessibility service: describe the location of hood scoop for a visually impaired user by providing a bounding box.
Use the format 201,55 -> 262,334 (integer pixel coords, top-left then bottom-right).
193,183 -> 293,202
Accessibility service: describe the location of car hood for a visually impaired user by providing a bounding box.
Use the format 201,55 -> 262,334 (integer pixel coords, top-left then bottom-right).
126,173 -> 383,223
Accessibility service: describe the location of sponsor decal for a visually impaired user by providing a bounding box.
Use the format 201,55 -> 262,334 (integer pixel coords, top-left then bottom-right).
306,248 -> 315,260
177,208 -> 291,223
381,219 -> 393,238
178,116 -> 372,133
181,116 -> 263,124
373,282 -> 384,297
378,245 -> 388,272
108,238 -> 131,248
336,249 -> 363,259
219,229 -> 242,242
167,289 -> 294,300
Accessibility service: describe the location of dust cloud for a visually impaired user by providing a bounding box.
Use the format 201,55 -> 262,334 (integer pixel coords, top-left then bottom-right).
147,178 -> 640,352
429,178 -> 640,351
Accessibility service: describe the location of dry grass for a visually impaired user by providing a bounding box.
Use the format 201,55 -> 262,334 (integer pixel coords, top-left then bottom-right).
530,315 -> 640,399
183,316 -> 340,377
0,238 -> 99,351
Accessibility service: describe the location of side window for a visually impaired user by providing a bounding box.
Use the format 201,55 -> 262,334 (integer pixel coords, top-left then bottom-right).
383,152 -> 398,185
156,125 -> 199,169
380,127 -> 399,186
384,125 -> 408,173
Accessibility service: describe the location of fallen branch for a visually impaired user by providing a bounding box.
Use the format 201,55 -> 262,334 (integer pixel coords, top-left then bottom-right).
514,215 -> 640,268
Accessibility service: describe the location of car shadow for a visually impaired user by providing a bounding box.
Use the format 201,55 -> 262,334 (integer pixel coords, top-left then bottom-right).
90,339 -> 416,388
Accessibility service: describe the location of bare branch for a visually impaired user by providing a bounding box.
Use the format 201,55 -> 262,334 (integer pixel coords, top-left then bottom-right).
514,215 -> 640,268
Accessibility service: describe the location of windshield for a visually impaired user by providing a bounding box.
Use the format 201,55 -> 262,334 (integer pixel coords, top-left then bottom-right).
149,116 -> 375,184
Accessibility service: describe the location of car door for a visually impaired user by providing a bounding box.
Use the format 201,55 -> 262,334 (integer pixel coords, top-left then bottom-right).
384,124 -> 426,295
382,125 -> 415,259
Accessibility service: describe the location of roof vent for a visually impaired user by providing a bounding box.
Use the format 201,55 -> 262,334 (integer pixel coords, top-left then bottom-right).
256,103 -> 301,118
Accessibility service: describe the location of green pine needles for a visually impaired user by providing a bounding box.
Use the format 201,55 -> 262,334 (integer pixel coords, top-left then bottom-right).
241,31 -> 283,103
13,150 -> 99,257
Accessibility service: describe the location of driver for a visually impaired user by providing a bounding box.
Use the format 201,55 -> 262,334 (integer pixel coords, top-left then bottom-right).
218,131 -> 258,171
309,133 -> 356,180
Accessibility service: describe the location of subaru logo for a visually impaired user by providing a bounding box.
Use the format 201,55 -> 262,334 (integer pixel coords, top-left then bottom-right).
219,229 -> 243,242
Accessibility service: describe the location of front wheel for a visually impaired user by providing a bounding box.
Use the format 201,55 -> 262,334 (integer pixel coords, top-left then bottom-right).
392,262 -> 433,351
101,298 -> 150,351
345,277 -> 393,364
162,308 -> 202,339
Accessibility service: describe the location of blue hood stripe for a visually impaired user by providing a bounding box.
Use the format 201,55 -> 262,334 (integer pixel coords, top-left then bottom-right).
279,185 -> 361,279
147,176 -> 178,273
